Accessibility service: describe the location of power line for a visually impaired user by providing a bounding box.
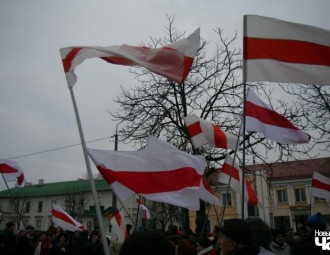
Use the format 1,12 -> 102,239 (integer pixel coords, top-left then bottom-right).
8,136 -> 113,160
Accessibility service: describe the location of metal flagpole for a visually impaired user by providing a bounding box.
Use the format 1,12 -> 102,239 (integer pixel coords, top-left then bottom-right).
69,87 -> 110,255
242,15 -> 248,219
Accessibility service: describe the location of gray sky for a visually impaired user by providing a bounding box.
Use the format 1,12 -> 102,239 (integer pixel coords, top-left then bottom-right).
1,0 -> 329,190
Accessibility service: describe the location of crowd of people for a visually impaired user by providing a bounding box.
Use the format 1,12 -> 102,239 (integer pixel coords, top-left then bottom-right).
0,212 -> 328,255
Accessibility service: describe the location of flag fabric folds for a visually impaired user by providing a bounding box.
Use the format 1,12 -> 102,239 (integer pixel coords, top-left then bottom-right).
245,89 -> 310,144
312,171 -> 330,200
243,15 -> 330,86
87,144 -> 206,211
0,159 -> 26,187
52,204 -> 84,232
110,211 -> 127,243
147,135 -> 222,206
60,28 -> 200,87
218,155 -> 259,206
136,196 -> 151,219
183,115 -> 238,150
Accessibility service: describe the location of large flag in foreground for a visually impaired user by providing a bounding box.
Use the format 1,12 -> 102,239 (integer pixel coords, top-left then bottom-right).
0,159 -> 26,187
244,15 -> 330,85
183,115 -> 238,150
218,155 -> 259,206
110,211 -> 127,243
52,204 -> 84,232
147,135 -> 222,206
87,145 -> 206,210
312,171 -> 330,200
60,28 -> 200,87
245,89 -> 310,144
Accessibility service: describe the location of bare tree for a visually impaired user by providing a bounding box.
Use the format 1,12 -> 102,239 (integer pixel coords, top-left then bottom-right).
63,188 -> 88,218
110,16 -> 317,232
280,84 -> 330,153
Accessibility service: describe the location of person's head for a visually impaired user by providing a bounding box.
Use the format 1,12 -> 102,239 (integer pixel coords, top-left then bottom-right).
272,229 -> 285,246
176,238 -> 196,255
59,234 -> 67,243
5,221 -> 15,232
246,217 -> 272,250
218,218 -> 258,255
306,212 -> 327,232
196,236 -> 212,253
26,225 -> 35,236
40,231 -> 48,241
119,230 -> 173,255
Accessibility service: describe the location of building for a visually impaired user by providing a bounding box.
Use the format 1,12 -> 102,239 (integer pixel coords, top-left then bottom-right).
0,177 -> 138,231
190,157 -> 330,233
1,157 -> 329,234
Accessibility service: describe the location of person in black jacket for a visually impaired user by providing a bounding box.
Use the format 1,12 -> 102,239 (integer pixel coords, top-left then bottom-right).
15,225 -> 38,255
0,222 -> 16,255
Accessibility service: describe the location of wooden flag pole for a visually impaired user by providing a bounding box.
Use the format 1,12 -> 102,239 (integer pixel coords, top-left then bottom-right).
69,87 -> 110,255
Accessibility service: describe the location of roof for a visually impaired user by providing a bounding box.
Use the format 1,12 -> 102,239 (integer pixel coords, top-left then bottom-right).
247,157 -> 330,180
0,178 -> 111,198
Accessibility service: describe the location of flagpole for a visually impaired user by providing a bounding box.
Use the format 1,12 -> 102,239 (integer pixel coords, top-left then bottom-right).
0,173 -> 26,229
242,15 -> 248,220
69,87 -> 110,255
218,121 -> 243,226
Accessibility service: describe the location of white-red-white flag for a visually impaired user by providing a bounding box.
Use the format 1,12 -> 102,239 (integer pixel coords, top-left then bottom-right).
245,89 -> 310,144
243,15 -> 330,86
218,155 -> 259,206
110,211 -> 127,243
0,159 -> 26,187
183,115 -> 238,150
87,147 -> 205,211
52,204 -> 84,232
147,135 -> 222,206
136,196 -> 151,219
312,171 -> 330,200
60,28 -> 200,87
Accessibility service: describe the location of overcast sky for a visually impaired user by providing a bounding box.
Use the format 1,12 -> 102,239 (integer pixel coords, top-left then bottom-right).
1,0 -> 329,191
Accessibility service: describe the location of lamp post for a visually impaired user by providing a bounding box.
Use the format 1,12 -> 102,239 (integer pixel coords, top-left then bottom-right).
112,120 -> 124,209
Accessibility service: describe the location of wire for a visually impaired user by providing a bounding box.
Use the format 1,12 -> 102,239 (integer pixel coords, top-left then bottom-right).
8,136 -> 113,160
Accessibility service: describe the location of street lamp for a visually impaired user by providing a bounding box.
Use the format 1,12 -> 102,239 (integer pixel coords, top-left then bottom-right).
112,119 -> 124,209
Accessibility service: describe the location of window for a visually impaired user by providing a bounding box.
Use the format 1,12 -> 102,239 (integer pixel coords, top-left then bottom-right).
25,201 -> 31,213
295,188 -> 306,202
277,189 -> 288,203
38,201 -> 43,212
36,218 -> 42,230
314,197 -> 325,202
222,192 -> 232,206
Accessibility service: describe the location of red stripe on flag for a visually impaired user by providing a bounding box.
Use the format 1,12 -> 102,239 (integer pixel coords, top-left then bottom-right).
222,162 -> 240,181
244,37 -> 330,66
53,209 -> 77,226
114,212 -> 122,226
246,101 -> 299,130
187,122 -> 202,137
62,48 -> 82,72
181,56 -> 194,83
246,179 -> 258,206
97,165 -> 201,193
17,173 -> 24,186
213,125 -> 227,148
312,179 -> 330,192
0,164 -> 18,174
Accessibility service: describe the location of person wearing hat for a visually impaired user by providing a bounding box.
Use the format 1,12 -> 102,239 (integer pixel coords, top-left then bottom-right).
292,212 -> 329,255
218,218 -> 259,255
269,229 -> 290,255
0,222 -> 16,255
16,224 -> 38,255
